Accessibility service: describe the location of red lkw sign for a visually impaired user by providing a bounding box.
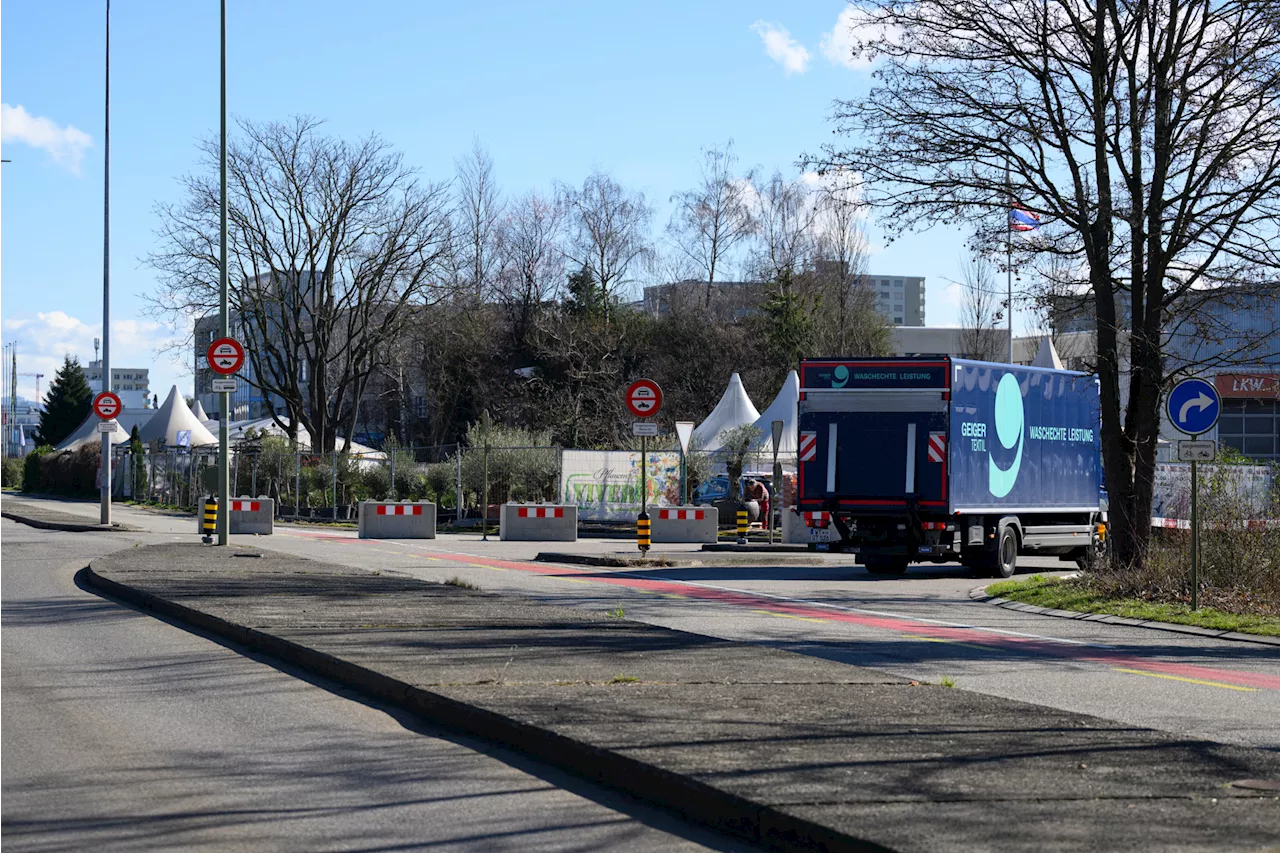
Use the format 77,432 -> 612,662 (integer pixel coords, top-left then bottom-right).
1215,373 -> 1280,399
207,337 -> 246,375
625,379 -> 663,418
92,391 -> 122,420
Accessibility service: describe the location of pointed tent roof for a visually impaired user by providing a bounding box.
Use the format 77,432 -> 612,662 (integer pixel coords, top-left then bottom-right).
55,407 -> 155,451
750,370 -> 800,455
55,412 -> 131,451
693,372 -> 761,451
192,399 -> 209,421
138,386 -> 218,447
1032,336 -> 1065,369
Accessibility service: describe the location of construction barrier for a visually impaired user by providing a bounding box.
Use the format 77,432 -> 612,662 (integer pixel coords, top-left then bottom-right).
197,496 -> 274,535
499,503 -> 578,542
650,506 -> 717,544
358,501 -> 437,539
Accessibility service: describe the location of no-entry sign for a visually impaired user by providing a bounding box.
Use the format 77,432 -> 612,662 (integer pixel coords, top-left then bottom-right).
626,379 -> 662,418
207,337 -> 246,376
92,391 -> 122,420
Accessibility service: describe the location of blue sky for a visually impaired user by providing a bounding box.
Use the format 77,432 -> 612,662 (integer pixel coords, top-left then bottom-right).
2,0 -> 994,404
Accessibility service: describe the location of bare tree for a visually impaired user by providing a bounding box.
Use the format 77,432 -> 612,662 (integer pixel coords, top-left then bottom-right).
810,172 -> 887,354
666,140 -> 757,305
149,116 -> 454,452
454,139 -> 504,302
957,254 -> 1005,362
497,190 -> 564,349
559,171 -> 654,321
812,0 -> 1280,569
750,171 -> 819,288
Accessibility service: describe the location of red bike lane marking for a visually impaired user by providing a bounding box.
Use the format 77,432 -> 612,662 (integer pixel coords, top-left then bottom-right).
282,530 -> 1280,692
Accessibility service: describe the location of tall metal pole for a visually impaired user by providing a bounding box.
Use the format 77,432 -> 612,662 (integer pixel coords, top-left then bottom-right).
1005,159 -> 1014,364
100,0 -> 112,525
217,0 -> 230,545
1190,456 -> 1200,611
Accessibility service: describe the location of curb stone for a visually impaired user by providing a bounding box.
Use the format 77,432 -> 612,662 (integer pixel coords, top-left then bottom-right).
81,564 -> 894,853
970,585 -> 1280,647
1,507 -> 139,533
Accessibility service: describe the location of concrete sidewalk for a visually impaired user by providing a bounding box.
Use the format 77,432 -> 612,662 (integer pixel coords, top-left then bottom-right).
83,544 -> 1280,853
1,496 -> 139,533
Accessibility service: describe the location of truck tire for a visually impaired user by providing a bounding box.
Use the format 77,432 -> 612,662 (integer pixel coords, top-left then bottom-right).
864,556 -> 910,575
991,526 -> 1018,578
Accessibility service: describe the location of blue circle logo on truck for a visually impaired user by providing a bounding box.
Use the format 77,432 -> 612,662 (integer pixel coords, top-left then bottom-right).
988,373 -> 1025,498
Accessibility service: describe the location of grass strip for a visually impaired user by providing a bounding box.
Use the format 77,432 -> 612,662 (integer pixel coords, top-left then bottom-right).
987,575 -> 1280,637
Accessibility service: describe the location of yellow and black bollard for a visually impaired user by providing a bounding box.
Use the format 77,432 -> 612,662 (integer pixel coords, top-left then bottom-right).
736,505 -> 749,545
201,495 -> 218,544
637,511 -> 650,555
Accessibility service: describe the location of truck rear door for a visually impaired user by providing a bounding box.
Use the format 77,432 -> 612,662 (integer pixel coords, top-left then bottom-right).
797,360 -> 952,511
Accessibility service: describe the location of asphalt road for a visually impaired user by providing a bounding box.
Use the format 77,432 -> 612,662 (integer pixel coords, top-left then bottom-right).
10,496 -> 1280,753
0,517 -> 752,852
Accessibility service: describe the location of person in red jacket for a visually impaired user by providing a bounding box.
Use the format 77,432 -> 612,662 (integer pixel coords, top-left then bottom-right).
744,478 -> 770,527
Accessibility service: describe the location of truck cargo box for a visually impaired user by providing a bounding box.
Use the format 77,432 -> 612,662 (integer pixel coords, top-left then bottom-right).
797,358 -> 1102,514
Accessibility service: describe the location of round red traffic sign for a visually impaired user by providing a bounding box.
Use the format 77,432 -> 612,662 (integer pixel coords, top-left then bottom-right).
626,379 -> 663,418
92,391 -> 123,420
207,337 -> 246,376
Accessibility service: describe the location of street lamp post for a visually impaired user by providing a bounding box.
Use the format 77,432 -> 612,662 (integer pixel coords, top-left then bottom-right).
100,0 -> 112,526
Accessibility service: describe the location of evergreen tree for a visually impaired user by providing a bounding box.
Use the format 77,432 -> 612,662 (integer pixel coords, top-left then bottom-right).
35,356 -> 93,447
563,266 -> 604,319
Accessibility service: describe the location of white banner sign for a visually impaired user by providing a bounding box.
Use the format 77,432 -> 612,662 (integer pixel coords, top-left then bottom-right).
561,450 -> 683,521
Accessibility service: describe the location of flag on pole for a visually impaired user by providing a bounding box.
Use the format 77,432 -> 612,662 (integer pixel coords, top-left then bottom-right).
1009,206 -> 1041,232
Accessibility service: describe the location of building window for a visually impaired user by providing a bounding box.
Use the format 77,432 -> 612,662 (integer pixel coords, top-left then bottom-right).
1218,399 -> 1278,461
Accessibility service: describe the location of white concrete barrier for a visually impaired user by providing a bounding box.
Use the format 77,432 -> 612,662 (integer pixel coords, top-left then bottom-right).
196,496 -> 275,535
358,501 -> 437,539
650,506 -> 717,544
500,503 -> 578,541
780,507 -> 807,544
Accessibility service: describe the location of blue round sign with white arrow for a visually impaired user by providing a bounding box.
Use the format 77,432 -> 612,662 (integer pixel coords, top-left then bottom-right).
1166,378 -> 1221,436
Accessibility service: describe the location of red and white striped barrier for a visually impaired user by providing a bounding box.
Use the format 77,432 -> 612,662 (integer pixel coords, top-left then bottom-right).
375,504 -> 426,516
651,506 -> 716,544
1151,516 -> 1280,531
500,503 -> 577,541
359,501 -> 436,539
516,506 -> 565,519
230,500 -> 262,512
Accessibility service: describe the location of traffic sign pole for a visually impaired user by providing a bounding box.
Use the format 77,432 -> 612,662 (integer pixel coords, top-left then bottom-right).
100,0 -> 111,527
218,0 -> 229,546
1167,379 -> 1220,611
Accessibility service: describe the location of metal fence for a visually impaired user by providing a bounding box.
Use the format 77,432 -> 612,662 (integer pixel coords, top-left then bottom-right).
112,443 -> 564,521
112,441 -> 793,525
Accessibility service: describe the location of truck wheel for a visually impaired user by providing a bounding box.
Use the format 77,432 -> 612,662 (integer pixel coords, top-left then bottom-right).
991,526 -> 1018,578
864,556 -> 910,575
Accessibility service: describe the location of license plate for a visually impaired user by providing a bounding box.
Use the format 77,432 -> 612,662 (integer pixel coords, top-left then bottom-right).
809,527 -> 832,543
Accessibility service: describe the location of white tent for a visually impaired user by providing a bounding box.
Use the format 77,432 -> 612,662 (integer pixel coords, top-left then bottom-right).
56,412 -> 131,451
191,399 -> 210,421
750,370 -> 800,456
1031,337 -> 1065,370
693,372 -> 761,451
139,386 -> 218,447
227,416 -> 383,457
55,407 -> 156,451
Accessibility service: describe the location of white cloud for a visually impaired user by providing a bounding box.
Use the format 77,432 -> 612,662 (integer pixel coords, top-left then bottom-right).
1,104 -> 93,173
1,312 -> 183,404
751,21 -> 811,75
820,7 -> 901,70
